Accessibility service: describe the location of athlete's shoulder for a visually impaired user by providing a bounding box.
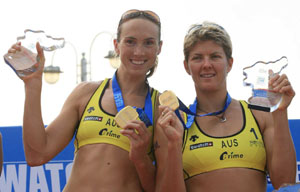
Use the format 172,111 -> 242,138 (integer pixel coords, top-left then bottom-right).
65,80 -> 103,104
76,80 -> 105,93
240,99 -> 271,133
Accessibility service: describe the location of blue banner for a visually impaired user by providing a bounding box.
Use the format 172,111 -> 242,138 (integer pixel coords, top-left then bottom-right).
0,126 -> 74,192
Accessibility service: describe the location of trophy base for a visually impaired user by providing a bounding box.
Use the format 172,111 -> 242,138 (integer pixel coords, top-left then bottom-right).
248,96 -> 282,112
248,104 -> 271,112
248,89 -> 282,112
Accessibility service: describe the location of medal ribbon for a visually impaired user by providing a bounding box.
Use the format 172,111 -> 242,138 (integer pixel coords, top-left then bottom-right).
176,93 -> 231,129
112,71 -> 153,127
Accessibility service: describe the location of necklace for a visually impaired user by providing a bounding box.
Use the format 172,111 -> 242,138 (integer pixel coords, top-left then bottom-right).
217,113 -> 227,123
185,93 -> 232,128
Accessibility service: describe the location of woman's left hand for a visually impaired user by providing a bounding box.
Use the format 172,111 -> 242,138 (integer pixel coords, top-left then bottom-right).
269,72 -> 295,110
120,120 -> 151,163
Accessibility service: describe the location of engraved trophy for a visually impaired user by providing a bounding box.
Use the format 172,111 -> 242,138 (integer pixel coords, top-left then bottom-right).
243,56 -> 288,112
3,29 -> 65,78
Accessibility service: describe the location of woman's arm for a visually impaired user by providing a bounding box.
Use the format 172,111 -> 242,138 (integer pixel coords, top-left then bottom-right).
23,81 -> 91,166
261,73 -> 296,189
155,106 -> 186,192
8,42 -> 87,166
121,120 -> 156,192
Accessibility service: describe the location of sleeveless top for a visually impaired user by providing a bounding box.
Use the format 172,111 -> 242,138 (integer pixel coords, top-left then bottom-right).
74,78 -> 159,157
182,101 -> 266,179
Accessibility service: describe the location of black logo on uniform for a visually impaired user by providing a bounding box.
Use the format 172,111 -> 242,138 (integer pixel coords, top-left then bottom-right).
190,142 -> 213,150
189,135 -> 199,142
220,151 -> 244,160
99,128 -> 120,139
87,107 -> 95,113
84,116 -> 103,122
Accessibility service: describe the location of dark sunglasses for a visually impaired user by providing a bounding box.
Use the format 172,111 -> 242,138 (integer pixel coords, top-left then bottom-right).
120,9 -> 160,25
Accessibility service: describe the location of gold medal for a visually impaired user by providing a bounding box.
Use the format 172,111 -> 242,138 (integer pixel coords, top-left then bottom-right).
114,106 -> 139,128
159,90 -> 179,110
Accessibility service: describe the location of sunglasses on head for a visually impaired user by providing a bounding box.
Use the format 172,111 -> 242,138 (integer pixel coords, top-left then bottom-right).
120,9 -> 160,25
187,23 -> 225,35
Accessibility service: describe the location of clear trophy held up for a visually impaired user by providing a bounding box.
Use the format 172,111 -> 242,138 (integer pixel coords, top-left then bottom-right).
3,29 -> 65,78
243,56 -> 288,112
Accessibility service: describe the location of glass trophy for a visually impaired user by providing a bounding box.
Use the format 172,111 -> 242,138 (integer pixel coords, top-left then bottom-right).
243,56 -> 288,112
3,29 -> 65,78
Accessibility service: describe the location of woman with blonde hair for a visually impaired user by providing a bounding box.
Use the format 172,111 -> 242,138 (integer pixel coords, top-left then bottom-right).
155,21 -> 296,192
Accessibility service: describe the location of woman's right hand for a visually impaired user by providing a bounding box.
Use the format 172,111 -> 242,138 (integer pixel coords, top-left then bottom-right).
8,42 -> 45,83
157,105 -> 184,144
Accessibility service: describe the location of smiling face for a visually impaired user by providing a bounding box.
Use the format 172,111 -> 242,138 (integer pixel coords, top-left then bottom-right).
184,40 -> 233,92
114,18 -> 162,77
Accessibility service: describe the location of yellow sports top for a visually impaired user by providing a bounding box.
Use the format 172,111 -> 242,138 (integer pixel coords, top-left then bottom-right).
74,78 -> 159,155
182,101 -> 266,179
